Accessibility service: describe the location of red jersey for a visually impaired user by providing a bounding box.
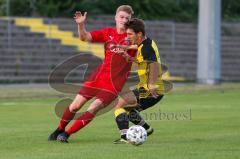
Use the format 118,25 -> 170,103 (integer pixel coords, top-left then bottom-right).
82,27 -> 136,95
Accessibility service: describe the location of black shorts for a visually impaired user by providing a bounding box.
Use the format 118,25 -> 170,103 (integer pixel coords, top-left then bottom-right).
132,88 -> 164,111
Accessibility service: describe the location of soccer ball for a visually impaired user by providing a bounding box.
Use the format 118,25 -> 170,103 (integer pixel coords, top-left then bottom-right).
126,125 -> 147,146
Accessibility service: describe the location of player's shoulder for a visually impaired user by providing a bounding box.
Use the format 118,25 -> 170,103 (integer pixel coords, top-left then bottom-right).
141,38 -> 154,53
142,37 -> 152,46
139,37 -> 159,61
142,37 -> 157,47
95,27 -> 114,33
104,27 -> 116,33
100,27 -> 117,36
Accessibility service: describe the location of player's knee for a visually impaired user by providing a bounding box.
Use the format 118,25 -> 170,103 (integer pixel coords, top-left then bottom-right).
69,94 -> 88,112
87,99 -> 105,114
115,97 -> 127,109
69,103 -> 81,112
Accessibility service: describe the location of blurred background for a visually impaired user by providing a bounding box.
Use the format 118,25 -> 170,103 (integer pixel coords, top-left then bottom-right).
0,0 -> 239,84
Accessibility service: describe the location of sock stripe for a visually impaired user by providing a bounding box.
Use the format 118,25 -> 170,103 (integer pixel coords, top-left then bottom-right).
66,111 -> 95,135
114,108 -> 126,117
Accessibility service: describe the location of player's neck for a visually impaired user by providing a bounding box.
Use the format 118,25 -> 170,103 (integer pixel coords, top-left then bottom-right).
117,27 -> 125,34
137,36 -> 147,45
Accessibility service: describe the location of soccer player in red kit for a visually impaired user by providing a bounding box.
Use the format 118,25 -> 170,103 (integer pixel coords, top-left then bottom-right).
48,5 -> 135,143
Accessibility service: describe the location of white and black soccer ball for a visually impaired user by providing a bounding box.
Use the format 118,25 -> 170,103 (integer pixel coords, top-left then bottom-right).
126,125 -> 147,146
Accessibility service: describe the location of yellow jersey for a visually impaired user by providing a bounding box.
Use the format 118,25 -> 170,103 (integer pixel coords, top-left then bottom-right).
136,37 -> 165,98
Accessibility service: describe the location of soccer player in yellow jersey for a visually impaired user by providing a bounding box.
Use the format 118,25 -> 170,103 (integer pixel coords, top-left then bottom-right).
114,18 -> 165,144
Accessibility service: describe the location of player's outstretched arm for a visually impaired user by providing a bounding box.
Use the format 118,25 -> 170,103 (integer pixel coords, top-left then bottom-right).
127,45 -> 138,50
148,62 -> 160,98
74,11 -> 92,42
112,44 -> 137,62
115,44 -> 138,51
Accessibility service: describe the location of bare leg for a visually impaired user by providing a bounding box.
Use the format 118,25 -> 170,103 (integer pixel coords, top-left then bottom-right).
69,94 -> 89,112
87,99 -> 105,115
115,91 -> 137,110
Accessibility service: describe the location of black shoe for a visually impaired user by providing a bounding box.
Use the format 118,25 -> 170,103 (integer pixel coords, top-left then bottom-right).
48,128 -> 64,141
57,132 -> 70,143
113,138 -> 128,144
147,127 -> 154,136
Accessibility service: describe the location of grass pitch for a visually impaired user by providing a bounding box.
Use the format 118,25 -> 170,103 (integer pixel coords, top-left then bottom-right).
0,83 -> 240,159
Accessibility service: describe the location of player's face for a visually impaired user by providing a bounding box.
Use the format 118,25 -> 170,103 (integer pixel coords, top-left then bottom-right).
115,11 -> 131,30
126,28 -> 138,45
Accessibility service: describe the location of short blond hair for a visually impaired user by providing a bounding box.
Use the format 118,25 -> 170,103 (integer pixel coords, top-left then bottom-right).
116,5 -> 134,15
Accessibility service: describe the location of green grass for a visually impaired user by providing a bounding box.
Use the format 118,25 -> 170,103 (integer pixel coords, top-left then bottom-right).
0,83 -> 240,159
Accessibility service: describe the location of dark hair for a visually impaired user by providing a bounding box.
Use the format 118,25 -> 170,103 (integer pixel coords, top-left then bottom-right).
125,18 -> 145,36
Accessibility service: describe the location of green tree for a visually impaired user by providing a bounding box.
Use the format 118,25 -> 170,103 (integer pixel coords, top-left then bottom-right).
222,0 -> 240,21
35,0 -> 78,17
1,0 -> 240,21
0,0 -> 5,16
10,0 -> 32,16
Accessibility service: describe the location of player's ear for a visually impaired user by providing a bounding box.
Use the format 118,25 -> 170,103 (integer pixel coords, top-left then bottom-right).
115,12 -> 119,20
137,32 -> 142,38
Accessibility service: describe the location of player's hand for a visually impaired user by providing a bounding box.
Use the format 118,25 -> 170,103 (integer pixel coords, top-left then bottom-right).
117,44 -> 138,50
74,11 -> 87,25
127,44 -> 138,50
109,44 -> 135,62
122,52 -> 135,62
110,44 -> 126,51
148,84 -> 159,98
115,49 -> 135,62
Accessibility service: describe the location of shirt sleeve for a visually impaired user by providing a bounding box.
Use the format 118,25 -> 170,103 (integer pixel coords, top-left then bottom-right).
90,28 -> 108,43
141,44 -> 157,62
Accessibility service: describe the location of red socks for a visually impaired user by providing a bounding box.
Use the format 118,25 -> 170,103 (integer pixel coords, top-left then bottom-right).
58,107 -> 76,131
66,111 -> 95,135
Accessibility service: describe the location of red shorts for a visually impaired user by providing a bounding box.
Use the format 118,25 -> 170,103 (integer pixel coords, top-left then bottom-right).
78,81 -> 118,106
